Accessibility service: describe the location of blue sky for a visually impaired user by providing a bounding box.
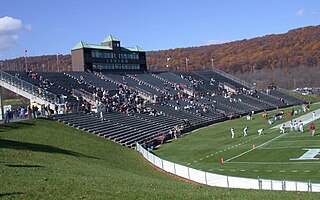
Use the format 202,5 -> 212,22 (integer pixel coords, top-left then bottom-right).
0,0 -> 319,59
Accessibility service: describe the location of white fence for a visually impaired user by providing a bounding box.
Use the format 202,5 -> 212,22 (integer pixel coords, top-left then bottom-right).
136,143 -> 320,192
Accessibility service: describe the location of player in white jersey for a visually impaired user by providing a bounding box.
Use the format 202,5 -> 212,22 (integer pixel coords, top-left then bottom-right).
258,128 -> 264,136
243,126 -> 248,137
231,128 -> 235,139
280,124 -> 285,134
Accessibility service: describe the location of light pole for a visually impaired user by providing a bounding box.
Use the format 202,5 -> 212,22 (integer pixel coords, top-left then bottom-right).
56,53 -> 60,72
166,57 -> 171,71
211,57 -> 215,71
185,58 -> 189,72
24,49 -> 28,71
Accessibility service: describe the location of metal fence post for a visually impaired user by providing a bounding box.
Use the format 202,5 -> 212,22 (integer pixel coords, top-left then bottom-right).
173,163 -> 176,175
187,167 -> 190,180
258,177 -> 262,189
205,171 -> 208,185
282,180 -> 286,191
271,180 -> 273,190
308,180 -> 312,192
295,181 -> 297,191
161,159 -> 164,170
227,176 -> 229,188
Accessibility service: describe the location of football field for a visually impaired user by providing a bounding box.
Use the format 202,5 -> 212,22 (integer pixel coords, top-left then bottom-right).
154,104 -> 320,182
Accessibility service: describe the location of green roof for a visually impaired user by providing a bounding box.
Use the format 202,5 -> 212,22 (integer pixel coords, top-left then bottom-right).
102,35 -> 120,42
123,46 -> 145,52
71,35 -> 145,52
71,41 -> 113,51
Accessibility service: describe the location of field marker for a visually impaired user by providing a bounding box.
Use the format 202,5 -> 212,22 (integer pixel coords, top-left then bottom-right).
291,170 -> 297,172
279,170 -> 285,173
266,170 -> 272,172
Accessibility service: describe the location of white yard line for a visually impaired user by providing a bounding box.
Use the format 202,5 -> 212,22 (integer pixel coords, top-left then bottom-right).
269,140 -> 319,143
260,145 -> 320,150
224,130 -> 286,163
226,161 -> 320,165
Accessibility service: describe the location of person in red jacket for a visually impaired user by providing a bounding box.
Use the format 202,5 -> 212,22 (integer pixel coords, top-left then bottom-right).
310,123 -> 316,136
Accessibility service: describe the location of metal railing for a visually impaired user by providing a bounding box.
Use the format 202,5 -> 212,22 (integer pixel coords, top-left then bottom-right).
211,67 -> 252,89
0,70 -> 61,104
71,88 -> 95,104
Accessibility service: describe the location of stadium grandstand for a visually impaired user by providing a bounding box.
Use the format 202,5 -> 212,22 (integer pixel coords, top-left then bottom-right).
0,68 -> 305,148
0,35 -> 305,149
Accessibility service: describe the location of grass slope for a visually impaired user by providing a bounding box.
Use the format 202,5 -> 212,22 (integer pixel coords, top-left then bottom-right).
155,104 -> 320,182
1,119 -> 320,199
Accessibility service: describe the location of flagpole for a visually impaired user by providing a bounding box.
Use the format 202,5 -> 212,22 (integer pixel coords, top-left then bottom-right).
24,50 -> 28,71
185,58 -> 189,72
166,57 -> 171,72
56,53 -> 59,72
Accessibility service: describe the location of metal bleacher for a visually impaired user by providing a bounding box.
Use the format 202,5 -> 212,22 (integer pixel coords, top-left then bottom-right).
3,68 -> 305,149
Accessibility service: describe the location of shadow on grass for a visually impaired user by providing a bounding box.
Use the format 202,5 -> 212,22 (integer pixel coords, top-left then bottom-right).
0,121 -> 35,132
0,192 -> 24,198
5,164 -> 43,168
0,139 -> 99,160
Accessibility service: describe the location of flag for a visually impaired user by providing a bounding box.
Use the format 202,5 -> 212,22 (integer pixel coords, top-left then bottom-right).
56,53 -> 61,56
24,49 -> 28,54
186,58 -> 189,62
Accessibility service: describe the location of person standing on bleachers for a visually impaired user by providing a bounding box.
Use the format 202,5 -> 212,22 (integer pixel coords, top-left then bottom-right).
100,111 -> 104,122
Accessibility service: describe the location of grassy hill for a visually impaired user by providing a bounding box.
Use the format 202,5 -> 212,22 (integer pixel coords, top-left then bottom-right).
1,118 -> 320,199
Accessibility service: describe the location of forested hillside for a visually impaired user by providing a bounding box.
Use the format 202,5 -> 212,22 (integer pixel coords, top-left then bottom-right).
147,25 -> 320,73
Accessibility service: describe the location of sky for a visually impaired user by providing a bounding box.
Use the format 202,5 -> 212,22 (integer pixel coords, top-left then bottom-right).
0,0 -> 319,59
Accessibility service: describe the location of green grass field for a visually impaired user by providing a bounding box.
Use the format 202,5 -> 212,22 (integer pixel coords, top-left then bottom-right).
154,104 -> 320,183
2,118 -> 320,199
